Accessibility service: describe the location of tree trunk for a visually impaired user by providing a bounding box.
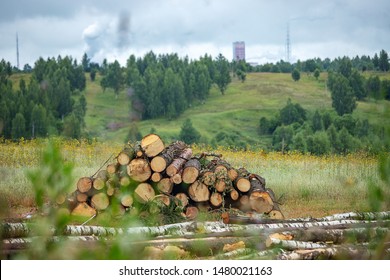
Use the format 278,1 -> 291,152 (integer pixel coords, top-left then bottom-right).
77,177 -> 92,193
166,148 -> 193,177
140,134 -> 165,158
127,158 -> 152,182
134,183 -> 155,204
188,180 -> 210,202
182,158 -> 201,184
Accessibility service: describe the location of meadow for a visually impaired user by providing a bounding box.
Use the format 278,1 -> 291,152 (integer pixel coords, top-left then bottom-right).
0,138 -> 384,220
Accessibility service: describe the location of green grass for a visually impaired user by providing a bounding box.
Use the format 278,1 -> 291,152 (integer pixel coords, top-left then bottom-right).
82,72 -> 390,147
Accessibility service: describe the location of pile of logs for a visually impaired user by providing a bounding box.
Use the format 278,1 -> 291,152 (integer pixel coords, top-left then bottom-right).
66,134 -> 283,221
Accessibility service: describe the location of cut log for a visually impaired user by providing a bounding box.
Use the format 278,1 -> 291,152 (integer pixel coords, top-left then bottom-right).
140,134 -> 165,157
71,202 -> 97,218
120,194 -> 134,208
55,193 -> 67,205
188,180 -> 210,202
76,192 -> 88,203
150,154 -> 172,173
227,168 -> 239,181
77,177 -> 92,193
171,172 -> 183,185
157,178 -> 173,194
215,178 -> 228,192
153,194 -> 171,207
151,172 -> 162,183
268,209 -> 285,220
238,195 -> 251,212
117,148 -> 135,165
210,192 -> 223,208
249,191 -> 274,213
166,148 -> 193,177
185,206 -> 199,220
106,163 -> 117,175
235,176 -> 251,193
182,158 -> 201,184
230,189 -> 240,201
134,183 -> 155,204
93,177 -> 106,191
214,164 -> 228,178
119,176 -> 131,187
150,141 -> 187,172
199,170 -> 216,186
127,158 -> 152,182
91,192 -> 110,211
175,193 -> 189,208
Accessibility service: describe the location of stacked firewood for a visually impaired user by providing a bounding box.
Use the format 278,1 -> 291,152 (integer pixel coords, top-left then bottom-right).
67,134 -> 283,220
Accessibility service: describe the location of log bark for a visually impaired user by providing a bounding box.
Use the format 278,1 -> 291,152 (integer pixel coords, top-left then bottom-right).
77,177 -> 92,193
134,183 -> 155,204
277,246 -> 376,260
150,141 -> 187,172
91,192 -> 110,211
140,134 -> 165,157
188,180 -> 210,202
127,158 -> 152,182
166,148 -> 193,177
182,159 -> 201,184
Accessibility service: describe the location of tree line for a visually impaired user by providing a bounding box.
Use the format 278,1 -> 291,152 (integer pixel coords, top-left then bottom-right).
0,57 -> 86,140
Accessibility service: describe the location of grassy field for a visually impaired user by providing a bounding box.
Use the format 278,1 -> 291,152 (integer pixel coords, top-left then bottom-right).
0,139 -> 384,220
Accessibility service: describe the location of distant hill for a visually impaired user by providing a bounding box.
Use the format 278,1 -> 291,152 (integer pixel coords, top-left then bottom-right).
84,72 -> 390,148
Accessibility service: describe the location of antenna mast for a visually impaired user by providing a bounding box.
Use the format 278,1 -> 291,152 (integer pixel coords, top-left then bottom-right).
286,23 -> 291,63
16,33 -> 20,69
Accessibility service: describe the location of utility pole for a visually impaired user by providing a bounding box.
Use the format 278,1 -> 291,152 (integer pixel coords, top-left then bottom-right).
16,33 -> 20,69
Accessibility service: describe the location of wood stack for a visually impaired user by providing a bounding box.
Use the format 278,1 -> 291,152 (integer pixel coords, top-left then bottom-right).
66,133 -> 283,221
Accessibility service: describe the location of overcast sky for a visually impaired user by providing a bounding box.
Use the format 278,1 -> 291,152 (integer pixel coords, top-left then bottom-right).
1,0 -> 389,67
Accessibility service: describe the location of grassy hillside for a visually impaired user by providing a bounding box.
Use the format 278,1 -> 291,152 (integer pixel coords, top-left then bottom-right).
84,72 -> 390,147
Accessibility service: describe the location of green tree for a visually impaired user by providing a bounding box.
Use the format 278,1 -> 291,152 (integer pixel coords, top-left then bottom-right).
291,68 -> 300,81
214,53 -> 231,94
11,112 -> 26,139
312,110 -> 323,131
348,69 -> 367,100
31,104 -> 47,137
328,73 -> 357,116
179,118 -> 201,144
378,49 -> 389,72
338,56 -> 352,78
62,113 -> 81,139
367,75 -> 381,99
313,68 -> 320,80
101,60 -> 123,98
272,125 -> 294,152
306,131 -> 331,155
81,53 -> 90,72
279,99 -> 307,125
